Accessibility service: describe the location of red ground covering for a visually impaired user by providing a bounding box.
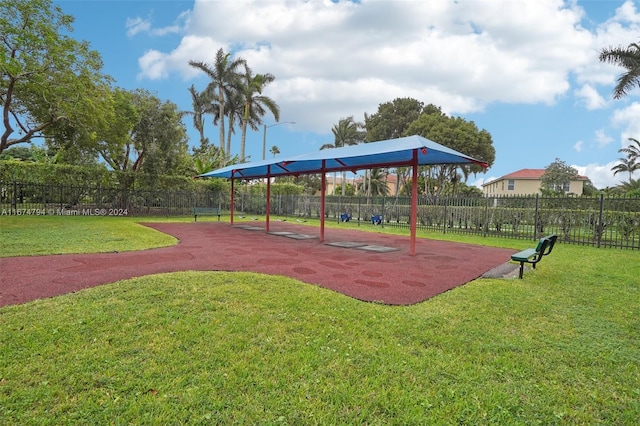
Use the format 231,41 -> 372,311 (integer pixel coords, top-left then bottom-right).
0,222 -> 516,307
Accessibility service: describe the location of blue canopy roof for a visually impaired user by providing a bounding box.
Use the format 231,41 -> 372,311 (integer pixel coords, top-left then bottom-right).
197,135 -> 487,180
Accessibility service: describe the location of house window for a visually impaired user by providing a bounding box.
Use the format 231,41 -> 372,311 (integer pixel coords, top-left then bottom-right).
552,182 -> 571,192
507,179 -> 514,191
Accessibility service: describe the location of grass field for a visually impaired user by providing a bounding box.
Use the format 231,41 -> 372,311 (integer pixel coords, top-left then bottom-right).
1,216 -> 639,424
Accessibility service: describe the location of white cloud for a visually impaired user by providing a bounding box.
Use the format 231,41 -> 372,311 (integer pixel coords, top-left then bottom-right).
126,10 -> 190,38
573,161 -> 625,189
579,0 -> 640,88
136,0 -> 599,132
575,84 -> 607,109
126,17 -> 151,37
595,129 -> 614,148
574,140 -> 584,152
611,102 -> 640,147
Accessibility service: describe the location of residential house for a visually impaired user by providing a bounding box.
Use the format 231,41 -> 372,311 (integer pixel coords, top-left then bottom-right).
482,168 -> 587,196
323,173 -> 401,196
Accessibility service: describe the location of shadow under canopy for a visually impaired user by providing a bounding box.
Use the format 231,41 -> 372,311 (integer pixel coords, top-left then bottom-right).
197,135 -> 488,255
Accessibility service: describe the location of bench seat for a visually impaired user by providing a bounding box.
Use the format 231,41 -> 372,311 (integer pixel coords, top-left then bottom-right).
510,234 -> 557,279
193,207 -> 221,222
511,248 -> 538,262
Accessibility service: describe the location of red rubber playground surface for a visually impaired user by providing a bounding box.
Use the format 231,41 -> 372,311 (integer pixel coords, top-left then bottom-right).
0,221 -> 518,307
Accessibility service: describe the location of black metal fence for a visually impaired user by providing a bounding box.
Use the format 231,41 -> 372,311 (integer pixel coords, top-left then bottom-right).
0,181 -> 227,218
2,181 -> 639,250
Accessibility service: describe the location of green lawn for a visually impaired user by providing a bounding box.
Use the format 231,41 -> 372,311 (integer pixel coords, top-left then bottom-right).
0,215 -> 180,256
0,216 -> 638,424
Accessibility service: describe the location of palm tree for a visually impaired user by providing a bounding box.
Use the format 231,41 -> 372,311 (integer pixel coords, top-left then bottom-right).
612,156 -> 638,181
185,85 -> 209,153
239,65 -> 280,162
620,137 -> 640,161
368,168 -> 390,196
224,90 -> 245,158
189,48 -> 246,151
319,116 -> 364,195
611,137 -> 640,180
599,41 -> 640,99
270,145 -> 280,157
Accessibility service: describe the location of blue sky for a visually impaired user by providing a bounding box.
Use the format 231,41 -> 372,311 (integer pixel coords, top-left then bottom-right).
55,0 -> 640,189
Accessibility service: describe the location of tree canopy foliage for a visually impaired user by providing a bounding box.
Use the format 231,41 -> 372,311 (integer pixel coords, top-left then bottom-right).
362,97 -> 495,195
1,0 -> 111,155
599,40 -> 640,99
541,158 -> 580,195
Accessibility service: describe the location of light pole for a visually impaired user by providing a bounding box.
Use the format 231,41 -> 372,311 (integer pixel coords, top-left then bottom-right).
262,122 -> 295,160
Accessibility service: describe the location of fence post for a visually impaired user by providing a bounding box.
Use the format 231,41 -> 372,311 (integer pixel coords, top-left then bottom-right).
483,195 -> 489,238
597,192 -> 604,248
442,196 -> 447,234
381,195 -> 385,228
12,181 -> 17,214
533,194 -> 539,240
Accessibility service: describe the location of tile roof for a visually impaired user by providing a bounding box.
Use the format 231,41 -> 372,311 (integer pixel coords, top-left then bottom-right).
482,168 -> 588,187
503,168 -> 545,179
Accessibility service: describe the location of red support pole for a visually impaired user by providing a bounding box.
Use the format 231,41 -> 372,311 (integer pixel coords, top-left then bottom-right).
230,172 -> 235,225
320,160 -> 326,242
410,149 -> 418,256
266,166 -> 271,233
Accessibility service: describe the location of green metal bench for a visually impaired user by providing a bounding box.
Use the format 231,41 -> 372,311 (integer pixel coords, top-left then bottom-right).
511,234 -> 558,279
193,207 -> 221,222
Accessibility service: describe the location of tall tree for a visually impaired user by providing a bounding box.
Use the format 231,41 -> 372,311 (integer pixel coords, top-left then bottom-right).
406,110 -> 495,195
611,137 -> 640,181
364,98 -> 434,194
1,0 -> 112,155
600,41 -> 640,99
367,168 -> 390,196
97,89 -> 188,176
185,85 -> 209,154
239,66 -> 280,162
364,98 -> 428,142
189,48 -> 246,151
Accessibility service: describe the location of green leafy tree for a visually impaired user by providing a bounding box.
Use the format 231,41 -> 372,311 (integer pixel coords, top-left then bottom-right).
405,110 -> 495,195
97,89 -> 188,177
599,41 -> 640,99
1,0 -> 111,155
364,99 -> 444,195
0,146 -> 34,161
541,158 -> 579,195
581,179 -> 600,196
364,98 -> 428,142
189,48 -> 246,152
192,145 -> 236,175
270,145 -> 280,157
615,177 -> 640,196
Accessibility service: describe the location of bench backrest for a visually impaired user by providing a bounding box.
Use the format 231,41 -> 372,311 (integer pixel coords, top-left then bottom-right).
543,234 -> 558,256
534,237 -> 547,253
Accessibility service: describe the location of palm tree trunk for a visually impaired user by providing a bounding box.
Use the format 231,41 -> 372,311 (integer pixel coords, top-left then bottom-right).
218,90 -> 225,151
240,103 -> 250,162
341,171 -> 347,196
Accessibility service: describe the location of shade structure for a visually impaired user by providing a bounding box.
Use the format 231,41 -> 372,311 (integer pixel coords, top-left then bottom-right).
197,135 -> 488,255
197,135 -> 487,179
